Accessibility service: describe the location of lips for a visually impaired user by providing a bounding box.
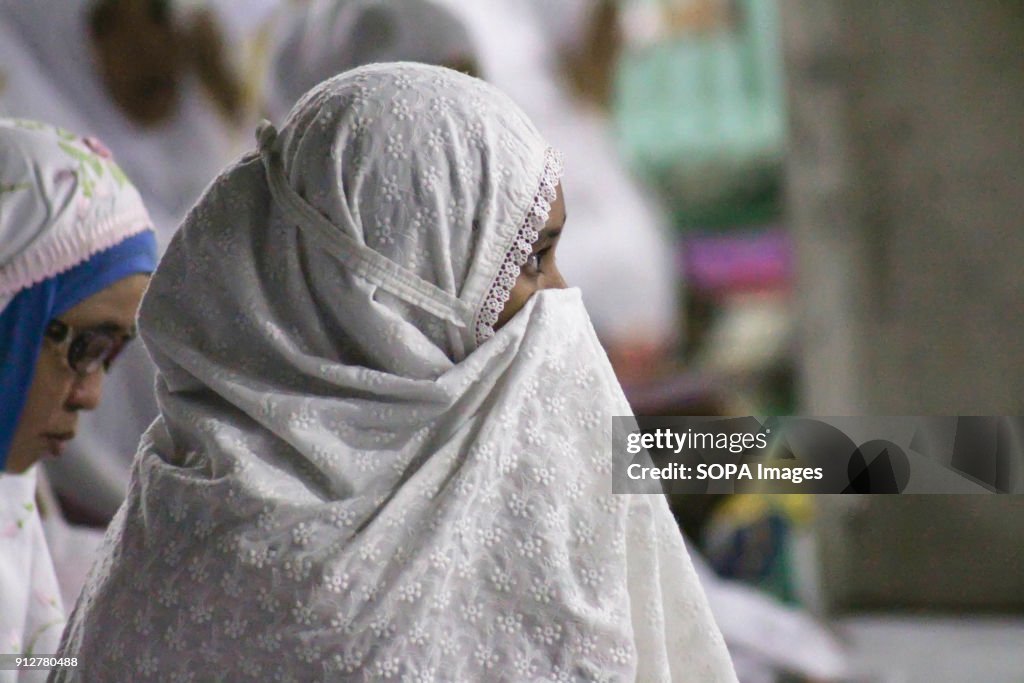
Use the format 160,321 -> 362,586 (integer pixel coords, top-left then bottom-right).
43,432 -> 74,457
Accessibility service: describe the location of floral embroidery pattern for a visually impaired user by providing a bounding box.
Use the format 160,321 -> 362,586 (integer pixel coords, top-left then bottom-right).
52,64 -> 735,682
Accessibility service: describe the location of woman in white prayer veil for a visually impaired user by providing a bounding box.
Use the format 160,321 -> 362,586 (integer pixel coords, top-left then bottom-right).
266,0 -> 682,381
55,64 -> 736,681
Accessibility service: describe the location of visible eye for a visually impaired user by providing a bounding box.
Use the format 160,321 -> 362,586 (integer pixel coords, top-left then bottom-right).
524,247 -> 551,274
524,252 -> 541,272
44,319 -> 71,344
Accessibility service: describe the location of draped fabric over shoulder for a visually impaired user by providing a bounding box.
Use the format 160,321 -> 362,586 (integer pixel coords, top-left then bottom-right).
56,64 -> 735,681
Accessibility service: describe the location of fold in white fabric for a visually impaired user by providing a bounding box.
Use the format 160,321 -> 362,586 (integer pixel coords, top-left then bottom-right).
56,64 -> 735,681
255,119 -> 476,331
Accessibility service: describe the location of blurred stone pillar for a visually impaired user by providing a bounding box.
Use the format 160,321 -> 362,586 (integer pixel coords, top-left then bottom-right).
779,1 -> 1024,612
781,0 -> 1024,415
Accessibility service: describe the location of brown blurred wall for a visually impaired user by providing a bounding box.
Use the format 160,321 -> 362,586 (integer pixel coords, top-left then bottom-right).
782,0 -> 1023,415
780,1 -> 1024,613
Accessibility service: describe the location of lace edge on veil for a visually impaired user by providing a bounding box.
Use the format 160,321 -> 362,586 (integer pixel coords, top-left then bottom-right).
474,147 -> 563,344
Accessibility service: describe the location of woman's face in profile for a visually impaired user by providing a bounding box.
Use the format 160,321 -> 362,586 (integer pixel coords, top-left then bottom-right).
496,183 -> 568,328
5,274 -> 148,474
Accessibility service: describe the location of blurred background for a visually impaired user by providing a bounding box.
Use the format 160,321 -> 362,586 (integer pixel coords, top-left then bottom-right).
2,1 -> 1022,681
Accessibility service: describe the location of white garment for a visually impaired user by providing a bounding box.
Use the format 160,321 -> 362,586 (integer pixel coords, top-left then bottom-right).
56,64 -> 734,681
0,469 -> 65,683
33,472 -> 105,620
0,19 -> 93,168
522,0 -> 592,56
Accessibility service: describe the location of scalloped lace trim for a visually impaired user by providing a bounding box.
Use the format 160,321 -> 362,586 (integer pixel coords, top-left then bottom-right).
475,148 -> 564,344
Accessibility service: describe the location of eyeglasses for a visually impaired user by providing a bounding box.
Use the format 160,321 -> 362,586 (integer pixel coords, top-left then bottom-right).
43,318 -> 137,376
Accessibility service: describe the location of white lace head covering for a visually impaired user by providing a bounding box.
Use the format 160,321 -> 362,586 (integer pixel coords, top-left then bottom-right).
260,61 -> 560,368
56,64 -> 735,681
264,0 -> 681,352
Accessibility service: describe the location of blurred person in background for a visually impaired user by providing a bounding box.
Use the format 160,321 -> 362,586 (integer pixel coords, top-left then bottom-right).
0,0 -> 252,525
0,119 -> 157,673
266,0 -> 683,383
692,552 -> 849,683
0,0 -> 249,230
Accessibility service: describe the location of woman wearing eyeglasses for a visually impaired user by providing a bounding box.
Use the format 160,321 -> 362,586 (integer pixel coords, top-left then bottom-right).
0,118 -> 157,674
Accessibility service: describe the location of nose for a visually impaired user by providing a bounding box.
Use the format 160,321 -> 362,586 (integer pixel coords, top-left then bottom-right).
66,371 -> 105,411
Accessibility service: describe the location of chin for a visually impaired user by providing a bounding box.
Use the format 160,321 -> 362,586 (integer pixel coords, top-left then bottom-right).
3,450 -> 40,475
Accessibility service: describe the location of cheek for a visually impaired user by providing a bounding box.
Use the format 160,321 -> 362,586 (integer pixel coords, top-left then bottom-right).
495,277 -> 539,328
542,266 -> 568,290
17,356 -> 72,431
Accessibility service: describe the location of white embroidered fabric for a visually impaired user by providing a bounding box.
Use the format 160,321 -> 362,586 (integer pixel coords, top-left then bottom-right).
0,468 -> 65,683
55,64 -> 735,682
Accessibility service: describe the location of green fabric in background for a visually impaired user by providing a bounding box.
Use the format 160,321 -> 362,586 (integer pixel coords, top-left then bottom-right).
614,0 -> 787,230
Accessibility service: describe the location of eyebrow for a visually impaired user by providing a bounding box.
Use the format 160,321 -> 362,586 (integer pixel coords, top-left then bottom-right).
538,226 -> 563,241
72,320 -> 136,336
